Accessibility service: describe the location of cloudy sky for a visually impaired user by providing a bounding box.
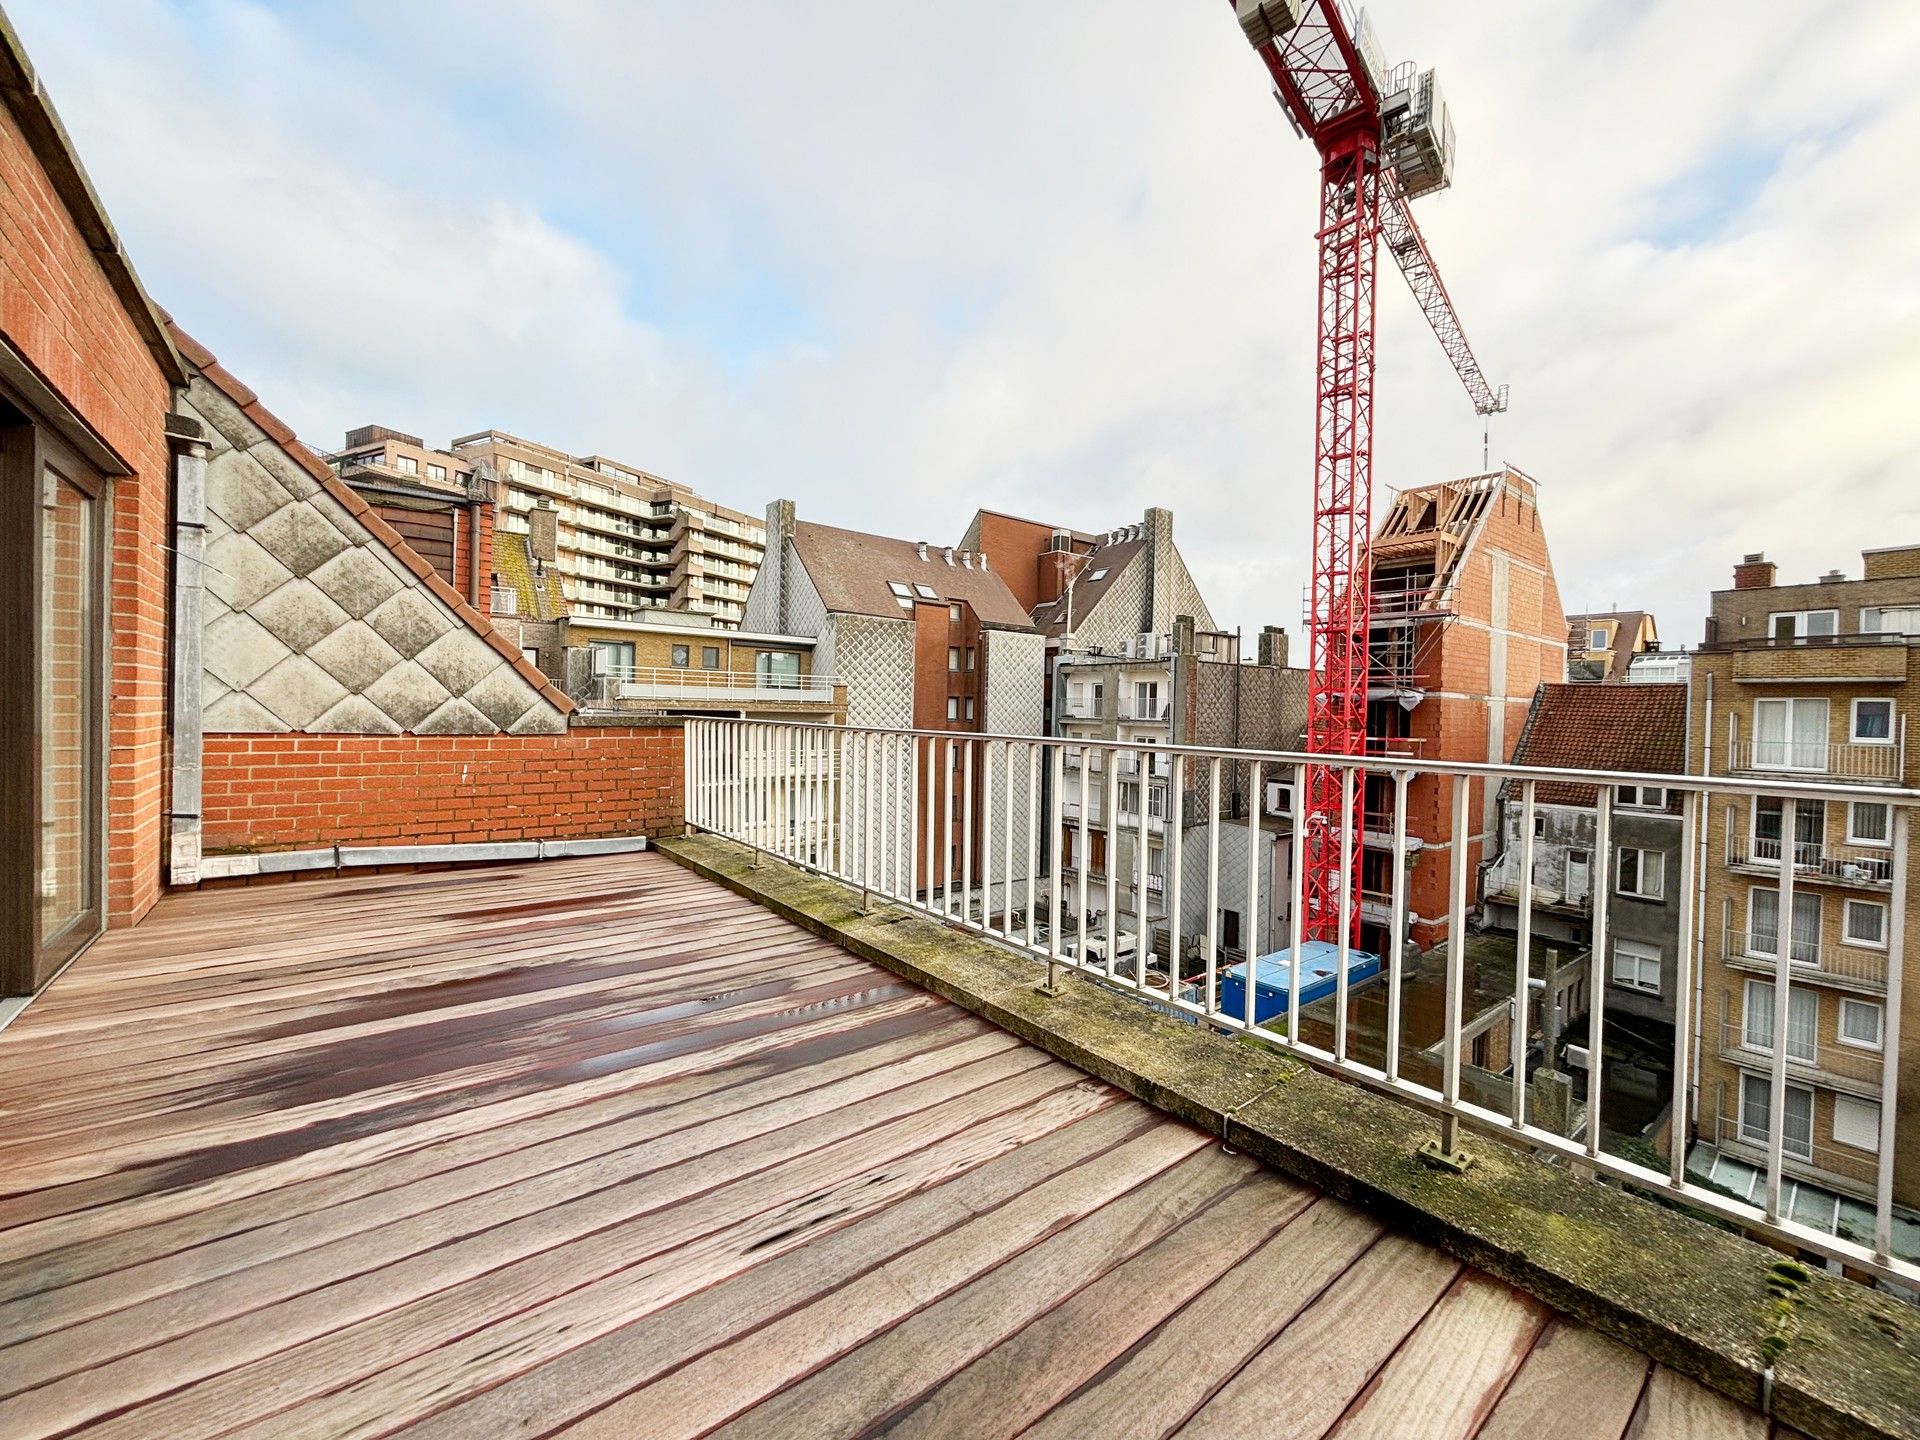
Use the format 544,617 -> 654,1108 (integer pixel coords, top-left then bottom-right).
13,0 -> 1919,644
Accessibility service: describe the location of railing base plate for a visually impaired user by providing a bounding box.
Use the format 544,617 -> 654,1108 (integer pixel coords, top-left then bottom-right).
1418,1139 -> 1473,1174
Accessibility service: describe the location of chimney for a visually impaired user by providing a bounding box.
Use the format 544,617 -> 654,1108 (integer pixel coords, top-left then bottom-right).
1142,507 -> 1175,633
943,547 -> 955,567
1863,544 -> 1920,581
1820,570 -> 1845,584
917,541 -> 928,561
978,549 -> 989,571
763,498 -> 797,632
1259,625 -> 1289,668
528,500 -> 559,563
1732,552 -> 1776,591
961,550 -> 973,569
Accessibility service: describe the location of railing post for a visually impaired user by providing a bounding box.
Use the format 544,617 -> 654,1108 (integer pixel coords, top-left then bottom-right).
1766,796 -> 1797,1221
1105,745 -> 1120,982
1047,741 -> 1064,992
1168,753 -> 1184,1002
1386,769 -> 1407,1083
1513,779 -> 1536,1128
1206,756 -> 1222,1021
1334,764 -> 1355,1063
1247,758 -> 1262,1033
1288,760 -> 1308,1046
1026,742 -> 1039,954
1424,773 -> 1471,1169
1588,785 -> 1612,1165
1671,787 -> 1699,1188
1874,805 -> 1907,1262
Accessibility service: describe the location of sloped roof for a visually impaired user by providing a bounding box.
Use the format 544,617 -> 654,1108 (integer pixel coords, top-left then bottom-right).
789,520 -> 1033,628
164,315 -> 575,715
492,529 -> 569,622
1032,537 -> 1145,637
1507,682 -> 1688,806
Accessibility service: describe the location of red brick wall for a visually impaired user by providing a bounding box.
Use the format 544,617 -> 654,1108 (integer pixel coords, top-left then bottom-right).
199,725 -> 684,854
0,100 -> 178,927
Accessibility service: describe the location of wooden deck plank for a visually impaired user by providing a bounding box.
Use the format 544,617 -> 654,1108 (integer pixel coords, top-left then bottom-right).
1322,1272 -> 1550,1440
1627,1366 -> 1770,1440
1010,1198 -> 1385,1440
1173,1234 -> 1461,1440
0,854 -> 1777,1440
1476,1320 -> 1651,1440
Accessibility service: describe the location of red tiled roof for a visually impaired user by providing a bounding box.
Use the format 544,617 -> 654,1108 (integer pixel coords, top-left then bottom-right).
162,314 -> 575,716
1507,682 -> 1688,806
790,520 -> 1034,628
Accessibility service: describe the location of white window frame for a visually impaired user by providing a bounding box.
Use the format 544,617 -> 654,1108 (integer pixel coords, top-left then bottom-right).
949,603 -> 962,622
946,697 -> 959,721
1843,898 -> 1887,950
1861,605 -> 1920,635
1751,697 -> 1829,772
948,647 -> 960,672
1833,1095 -> 1881,1153
886,580 -> 911,598
1849,697 -> 1895,745
1741,1074 -> 1813,1160
1611,938 -> 1661,995
1743,978 -> 1818,1063
1587,626 -> 1608,651
1768,609 -> 1838,641
1838,997 -> 1884,1052
1614,785 -> 1668,810
1847,801 -> 1892,847
1616,847 -> 1665,900
1748,885 -> 1821,964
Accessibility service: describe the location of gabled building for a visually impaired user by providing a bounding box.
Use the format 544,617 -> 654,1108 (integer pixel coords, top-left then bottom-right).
1568,610 -> 1659,682
1363,467 -> 1568,951
745,501 -> 1046,910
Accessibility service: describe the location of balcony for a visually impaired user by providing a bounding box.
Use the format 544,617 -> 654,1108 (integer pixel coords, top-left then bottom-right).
1726,834 -> 1895,890
1060,695 -> 1106,720
1721,927 -> 1888,993
1729,737 -> 1905,785
1716,1019 -> 1886,1095
1118,698 -> 1170,723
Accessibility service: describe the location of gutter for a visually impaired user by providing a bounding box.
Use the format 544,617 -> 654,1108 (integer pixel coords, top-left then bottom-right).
193,833 -> 652,882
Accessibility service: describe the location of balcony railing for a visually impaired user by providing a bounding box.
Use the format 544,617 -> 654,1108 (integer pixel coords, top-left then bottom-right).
597,667 -> 839,705
1716,1018 -> 1886,1091
1119,699 -> 1170,722
683,717 -> 1919,1290
1726,834 -> 1894,889
1730,738 -> 1904,784
1721,927 -> 1888,991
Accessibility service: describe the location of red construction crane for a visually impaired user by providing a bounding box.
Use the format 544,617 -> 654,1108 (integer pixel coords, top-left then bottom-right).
1228,0 -> 1506,947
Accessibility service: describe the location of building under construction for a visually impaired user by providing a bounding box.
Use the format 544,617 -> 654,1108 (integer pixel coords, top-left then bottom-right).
1361,467 -> 1568,950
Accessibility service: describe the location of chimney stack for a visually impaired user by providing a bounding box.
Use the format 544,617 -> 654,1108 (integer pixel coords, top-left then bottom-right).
1732,553 -> 1777,591
943,547 -> 955,567
528,500 -> 559,562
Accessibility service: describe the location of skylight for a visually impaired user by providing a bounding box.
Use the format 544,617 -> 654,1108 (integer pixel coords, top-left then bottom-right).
915,583 -> 939,599
1088,568 -> 1108,582
886,581 -> 911,597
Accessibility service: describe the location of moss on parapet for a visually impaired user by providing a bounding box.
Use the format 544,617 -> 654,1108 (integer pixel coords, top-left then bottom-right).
657,834 -> 1920,1440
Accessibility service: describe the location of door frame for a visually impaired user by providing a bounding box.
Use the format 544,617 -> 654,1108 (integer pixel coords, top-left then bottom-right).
2,387 -> 110,995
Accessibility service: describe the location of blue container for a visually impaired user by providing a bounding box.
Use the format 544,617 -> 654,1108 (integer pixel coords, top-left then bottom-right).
1218,941 -> 1382,1026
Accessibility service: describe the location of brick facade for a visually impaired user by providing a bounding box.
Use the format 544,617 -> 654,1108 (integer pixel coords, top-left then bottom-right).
1,77 -> 181,933
200,724 -> 684,854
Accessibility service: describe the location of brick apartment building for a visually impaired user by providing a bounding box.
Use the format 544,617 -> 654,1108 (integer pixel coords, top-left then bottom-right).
1363,468 -> 1568,952
1687,547 -> 1920,1236
745,501 -> 1046,909
1,24 -> 686,996
1568,609 -> 1659,683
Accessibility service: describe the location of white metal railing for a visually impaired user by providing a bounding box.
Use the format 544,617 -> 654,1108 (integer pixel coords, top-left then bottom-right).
1119,698 -> 1170,722
1727,833 -> 1895,889
598,666 -> 838,703
1721,928 -> 1888,991
1731,738 -> 1904,784
682,717 -> 1918,1288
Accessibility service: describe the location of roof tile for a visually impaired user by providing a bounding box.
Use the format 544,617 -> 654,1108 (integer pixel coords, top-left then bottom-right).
1508,682 -> 1688,806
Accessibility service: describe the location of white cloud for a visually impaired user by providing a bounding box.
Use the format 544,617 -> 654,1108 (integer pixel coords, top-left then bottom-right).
12,0 -> 1918,643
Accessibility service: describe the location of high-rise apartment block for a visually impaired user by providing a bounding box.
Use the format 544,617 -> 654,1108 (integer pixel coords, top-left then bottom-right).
328,426 -> 764,627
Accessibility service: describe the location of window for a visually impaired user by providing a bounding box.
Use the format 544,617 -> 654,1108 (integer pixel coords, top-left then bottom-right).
427,463 -> 447,482
1614,785 -> 1667,810
396,454 -> 418,475
589,640 -> 635,676
1848,801 -> 1891,846
948,647 -> 960,672
1749,886 -> 1821,964
521,646 -> 540,666
1532,815 -> 1546,840
1843,898 -> 1887,949
1752,796 -> 1823,866
757,650 -> 801,684
1861,606 -> 1920,635
949,604 -> 962,623
1851,698 -> 1894,743
1838,998 -> 1884,1051
965,648 -> 976,671
964,698 -> 976,721
1611,939 -> 1661,994
914,583 -> 938,599
1740,1074 -> 1813,1160
1088,568 -> 1108,583
1119,781 -> 1140,816
671,645 -> 690,668
701,646 -> 720,670
1588,627 -> 1608,650
886,580 -> 911,598
1834,1096 -> 1881,1152
1768,609 -> 1837,641
1743,979 -> 1817,1063
1752,697 -> 1828,771
1148,782 -> 1168,819
946,697 -> 959,721
1220,908 -> 1242,951
1616,848 -> 1664,900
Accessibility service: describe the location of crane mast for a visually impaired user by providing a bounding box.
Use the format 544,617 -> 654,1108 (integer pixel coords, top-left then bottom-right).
1228,0 -> 1504,946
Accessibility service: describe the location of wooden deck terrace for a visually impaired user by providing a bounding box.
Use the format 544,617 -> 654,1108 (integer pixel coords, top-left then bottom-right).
0,851 -> 1790,1439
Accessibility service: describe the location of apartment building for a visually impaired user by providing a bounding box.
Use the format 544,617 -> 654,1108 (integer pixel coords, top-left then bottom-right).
561,612 -> 843,724
1568,610 -> 1659,682
745,501 -> 1046,908
1363,468 -> 1569,952
1688,547 -> 1920,1235
326,426 -> 493,610
331,426 -> 764,627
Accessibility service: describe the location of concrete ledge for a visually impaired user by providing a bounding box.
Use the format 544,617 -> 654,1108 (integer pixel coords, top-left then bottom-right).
658,834 -> 1920,1440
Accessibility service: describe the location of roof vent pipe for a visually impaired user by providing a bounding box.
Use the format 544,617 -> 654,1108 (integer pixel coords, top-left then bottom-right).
917,542 -> 928,561
943,547 -> 955,566
961,550 -> 973,569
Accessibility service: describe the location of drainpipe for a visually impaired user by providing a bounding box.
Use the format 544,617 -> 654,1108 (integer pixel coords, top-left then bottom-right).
165,412 -> 210,885
1692,668 -> 1714,1138
466,478 -> 485,607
